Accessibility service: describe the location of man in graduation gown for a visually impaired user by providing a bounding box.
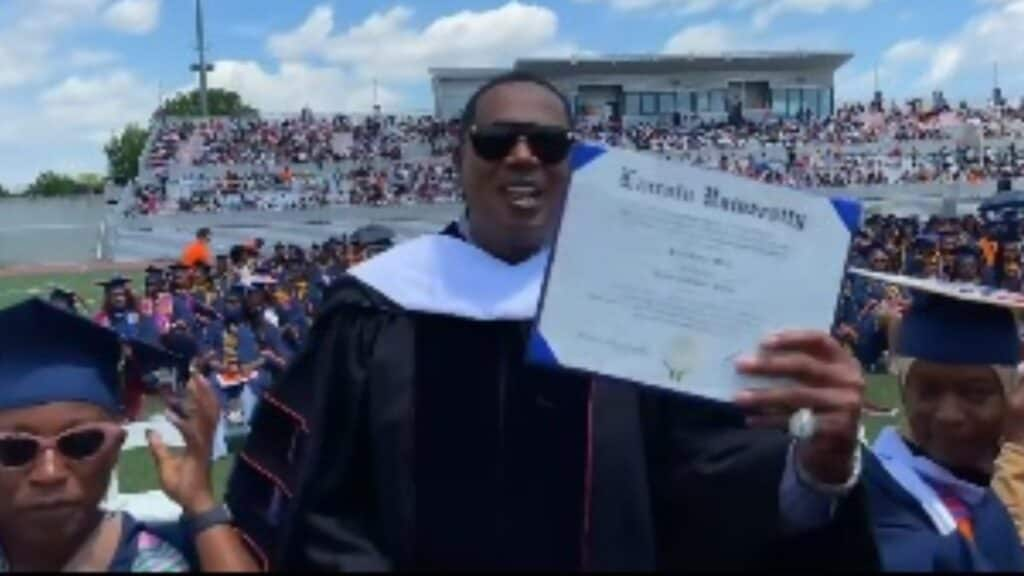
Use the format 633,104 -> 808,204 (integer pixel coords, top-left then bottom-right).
228,72 -> 878,571
200,285 -> 263,426
168,263 -> 197,329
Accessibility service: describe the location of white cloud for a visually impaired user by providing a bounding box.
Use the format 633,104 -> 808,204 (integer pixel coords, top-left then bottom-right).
836,0 -> 1024,103
0,0 -> 155,89
575,0 -> 872,27
663,19 -> 840,54
752,0 -> 872,28
834,37 -> 931,102
268,2 -> 582,82
0,68 -> 157,185
663,21 -> 737,53
267,4 -> 335,61
882,38 -> 932,65
103,0 -> 161,35
202,60 -> 402,114
574,0 -> 741,13
0,0 -> 104,88
69,48 -> 120,68
40,70 -> 157,140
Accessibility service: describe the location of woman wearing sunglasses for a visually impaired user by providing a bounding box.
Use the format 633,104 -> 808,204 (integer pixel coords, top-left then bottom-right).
0,298 -> 192,571
0,299 -> 260,572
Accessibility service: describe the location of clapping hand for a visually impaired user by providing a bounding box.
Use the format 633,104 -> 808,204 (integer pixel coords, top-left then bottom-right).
148,374 -> 221,515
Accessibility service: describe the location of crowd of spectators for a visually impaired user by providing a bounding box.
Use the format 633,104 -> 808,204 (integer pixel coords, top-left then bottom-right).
131,98 -> 1024,215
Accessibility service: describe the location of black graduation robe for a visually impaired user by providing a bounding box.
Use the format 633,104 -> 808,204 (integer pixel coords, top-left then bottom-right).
227,231 -> 879,571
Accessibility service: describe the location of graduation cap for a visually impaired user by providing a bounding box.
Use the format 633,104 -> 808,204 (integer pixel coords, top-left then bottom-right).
350,224 -> 395,248
0,299 -> 180,414
96,275 -> 132,291
48,287 -> 80,311
169,262 -> 190,273
912,234 -> 939,252
145,265 -> 163,275
851,269 -> 1023,367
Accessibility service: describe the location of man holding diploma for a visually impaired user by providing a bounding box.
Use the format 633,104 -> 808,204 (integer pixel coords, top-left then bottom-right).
228,72 -> 878,570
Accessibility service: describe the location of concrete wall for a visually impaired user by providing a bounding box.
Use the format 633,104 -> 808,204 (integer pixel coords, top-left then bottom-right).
434,77 -> 497,120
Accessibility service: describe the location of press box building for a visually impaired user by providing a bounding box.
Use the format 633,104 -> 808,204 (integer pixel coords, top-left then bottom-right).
430,52 -> 852,125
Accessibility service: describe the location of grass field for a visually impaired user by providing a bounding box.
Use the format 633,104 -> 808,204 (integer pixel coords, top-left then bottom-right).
0,269 -> 144,312
864,373 -> 902,440
0,271 -> 903,499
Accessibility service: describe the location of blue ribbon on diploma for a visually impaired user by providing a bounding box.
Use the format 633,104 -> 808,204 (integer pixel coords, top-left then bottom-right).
526,143 -> 861,370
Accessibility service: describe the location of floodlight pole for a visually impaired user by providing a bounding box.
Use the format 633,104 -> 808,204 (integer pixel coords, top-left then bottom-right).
190,0 -> 214,117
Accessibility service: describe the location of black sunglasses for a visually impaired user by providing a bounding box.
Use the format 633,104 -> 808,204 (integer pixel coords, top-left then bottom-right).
469,124 -> 575,165
0,423 -> 121,469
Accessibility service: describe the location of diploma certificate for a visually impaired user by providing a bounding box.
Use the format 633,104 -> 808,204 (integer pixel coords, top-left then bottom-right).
529,146 -> 857,401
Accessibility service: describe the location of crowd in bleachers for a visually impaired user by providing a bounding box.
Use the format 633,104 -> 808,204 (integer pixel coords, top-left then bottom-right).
130,98 -> 1024,215
675,143 -> 1024,189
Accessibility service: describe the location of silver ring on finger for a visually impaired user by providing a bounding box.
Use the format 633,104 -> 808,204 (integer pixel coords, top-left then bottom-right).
788,408 -> 817,440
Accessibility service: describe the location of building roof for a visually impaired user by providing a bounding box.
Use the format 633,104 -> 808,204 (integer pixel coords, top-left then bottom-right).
514,52 -> 853,76
429,67 -> 510,81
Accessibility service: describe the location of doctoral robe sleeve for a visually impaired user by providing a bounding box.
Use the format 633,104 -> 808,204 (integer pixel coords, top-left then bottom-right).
650,395 -> 879,570
228,281 -> 395,571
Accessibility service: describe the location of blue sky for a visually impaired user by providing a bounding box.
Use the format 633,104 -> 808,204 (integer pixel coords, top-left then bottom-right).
0,0 -> 1019,187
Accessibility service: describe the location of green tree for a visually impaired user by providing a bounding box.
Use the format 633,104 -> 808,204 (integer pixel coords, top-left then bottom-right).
24,172 -> 103,198
0,183 -> 9,197
104,124 -> 149,185
158,88 -> 258,118
76,173 -> 106,191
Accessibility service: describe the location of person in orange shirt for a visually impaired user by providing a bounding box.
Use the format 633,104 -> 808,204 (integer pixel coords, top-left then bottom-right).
980,229 -> 999,270
182,227 -> 214,268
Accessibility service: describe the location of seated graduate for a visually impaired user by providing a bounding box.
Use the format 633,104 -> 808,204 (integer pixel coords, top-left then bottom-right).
94,276 -> 160,345
0,298 -> 190,571
864,274 -> 1024,570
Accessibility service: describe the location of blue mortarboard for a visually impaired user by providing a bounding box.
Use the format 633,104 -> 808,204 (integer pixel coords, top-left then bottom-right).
912,234 -> 939,251
0,299 -> 180,413
853,270 -> 1021,366
898,295 -> 1019,366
